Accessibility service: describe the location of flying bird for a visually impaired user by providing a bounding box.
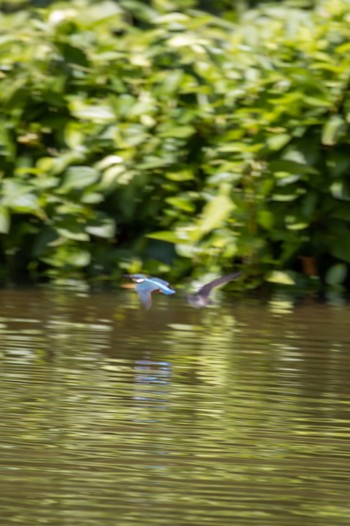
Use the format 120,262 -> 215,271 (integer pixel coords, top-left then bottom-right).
186,272 -> 241,308
123,274 -> 176,310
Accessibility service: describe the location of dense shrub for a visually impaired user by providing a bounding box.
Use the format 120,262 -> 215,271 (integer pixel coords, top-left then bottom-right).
0,0 -> 350,288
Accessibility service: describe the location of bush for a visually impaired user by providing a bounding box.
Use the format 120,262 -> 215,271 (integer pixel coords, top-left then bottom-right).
0,0 -> 350,288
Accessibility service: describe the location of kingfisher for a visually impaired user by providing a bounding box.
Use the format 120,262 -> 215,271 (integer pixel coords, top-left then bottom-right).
186,272 -> 241,308
123,274 -> 176,310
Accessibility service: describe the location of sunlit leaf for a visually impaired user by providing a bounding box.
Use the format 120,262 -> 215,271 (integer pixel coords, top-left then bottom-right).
267,271 -> 295,285
166,196 -> 195,212
66,249 -> 91,268
267,134 -> 290,151
322,115 -> 347,146
330,181 -> 350,201
147,231 -> 184,243
196,193 -> 234,239
69,99 -> 115,122
56,226 -> 89,242
61,166 -> 100,192
81,192 -> 104,204
157,69 -> 184,95
85,220 -> 115,238
97,155 -> 124,171
83,1 -> 122,22
159,125 -> 195,139
271,193 -> 299,202
286,222 -> 308,230
257,210 -> 274,230
42,246 -> 91,268
1,181 -> 40,212
165,170 -> 193,182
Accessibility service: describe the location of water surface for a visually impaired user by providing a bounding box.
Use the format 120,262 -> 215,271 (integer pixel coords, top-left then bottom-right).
0,287 -> 349,525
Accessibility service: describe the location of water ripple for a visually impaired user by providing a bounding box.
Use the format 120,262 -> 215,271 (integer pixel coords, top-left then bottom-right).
0,289 -> 349,525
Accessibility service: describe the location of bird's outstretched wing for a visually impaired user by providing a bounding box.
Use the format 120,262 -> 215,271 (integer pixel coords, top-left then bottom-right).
136,281 -> 160,310
149,277 -> 175,295
196,272 -> 241,298
150,277 -> 170,286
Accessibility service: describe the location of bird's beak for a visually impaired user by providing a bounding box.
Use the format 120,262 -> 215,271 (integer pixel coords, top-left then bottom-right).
123,274 -> 131,278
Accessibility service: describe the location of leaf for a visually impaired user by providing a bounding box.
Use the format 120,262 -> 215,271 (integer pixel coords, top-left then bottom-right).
330,181 -> 350,201
329,236 -> 350,263
271,193 -> 299,202
159,125 -> 195,139
42,246 -> 91,268
85,219 -> 115,238
196,193 -> 234,239
304,95 -> 331,107
61,166 -> 100,192
267,133 -> 291,151
266,271 -> 295,285
165,170 -> 193,182
157,69 -> 184,95
168,34 -> 200,48
257,210 -> 274,230
322,115 -> 347,146
147,231 -> 185,243
12,193 -> 39,210
97,155 -> 124,171
64,124 -> 85,149
176,243 -> 201,258
54,217 -> 91,241
67,249 -> 91,268
325,264 -> 347,286
83,1 -> 122,22
276,174 -> 301,186
81,192 -> 104,204
286,222 -> 308,230
1,181 -> 40,213
69,99 -> 115,122
269,160 -> 316,175
56,227 -> 89,242
166,196 -> 195,212
0,205 -> 10,234
32,227 -> 59,257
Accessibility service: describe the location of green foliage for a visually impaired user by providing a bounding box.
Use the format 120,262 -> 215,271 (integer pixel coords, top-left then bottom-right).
1,0 -> 350,287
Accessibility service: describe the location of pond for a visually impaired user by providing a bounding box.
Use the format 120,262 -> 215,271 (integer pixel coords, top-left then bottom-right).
0,287 -> 349,525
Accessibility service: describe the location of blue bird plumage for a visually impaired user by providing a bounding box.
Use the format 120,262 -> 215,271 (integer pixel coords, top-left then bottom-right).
124,274 -> 175,309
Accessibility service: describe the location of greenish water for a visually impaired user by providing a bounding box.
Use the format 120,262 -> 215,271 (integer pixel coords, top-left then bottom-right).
0,288 -> 349,526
